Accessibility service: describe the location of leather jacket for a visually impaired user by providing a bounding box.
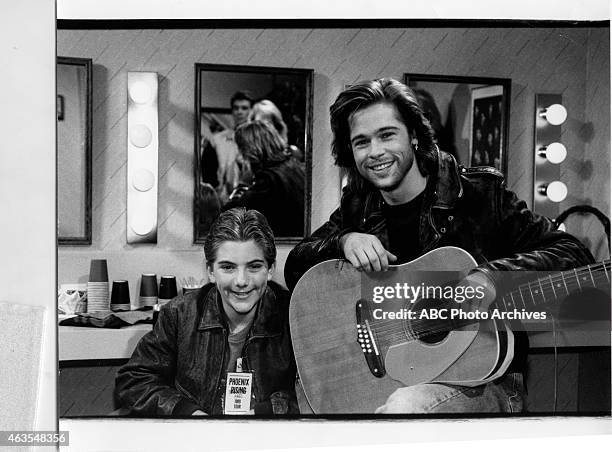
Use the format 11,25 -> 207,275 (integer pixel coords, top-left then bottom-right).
285,150 -> 595,290
115,281 -> 298,416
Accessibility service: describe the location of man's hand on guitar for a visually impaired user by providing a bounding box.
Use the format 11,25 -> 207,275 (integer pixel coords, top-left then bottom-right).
339,232 -> 398,272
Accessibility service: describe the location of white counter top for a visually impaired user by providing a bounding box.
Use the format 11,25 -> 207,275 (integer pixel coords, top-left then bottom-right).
59,323 -> 152,361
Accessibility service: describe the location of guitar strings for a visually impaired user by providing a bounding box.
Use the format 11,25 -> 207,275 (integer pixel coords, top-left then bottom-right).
359,263 -> 611,342
367,264 -> 610,334
365,263 -> 610,330
302,264 -> 611,353
517,262 -> 609,291
366,280 -> 610,341
504,262 -> 610,304
363,306 -> 487,340
367,317 -> 475,340
361,320 -> 480,345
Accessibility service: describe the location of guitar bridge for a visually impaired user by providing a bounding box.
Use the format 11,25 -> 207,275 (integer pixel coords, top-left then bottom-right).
355,299 -> 385,378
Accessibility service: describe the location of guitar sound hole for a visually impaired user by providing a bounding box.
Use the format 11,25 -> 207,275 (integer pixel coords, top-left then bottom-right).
409,298 -> 451,344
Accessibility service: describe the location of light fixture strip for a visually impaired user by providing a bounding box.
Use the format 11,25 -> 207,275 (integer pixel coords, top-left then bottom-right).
533,93 -> 566,218
126,72 -> 159,244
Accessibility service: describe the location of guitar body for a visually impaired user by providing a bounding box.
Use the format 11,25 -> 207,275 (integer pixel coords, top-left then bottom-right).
289,247 -> 510,414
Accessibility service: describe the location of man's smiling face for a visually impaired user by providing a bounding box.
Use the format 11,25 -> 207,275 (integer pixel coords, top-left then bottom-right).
349,102 -> 415,193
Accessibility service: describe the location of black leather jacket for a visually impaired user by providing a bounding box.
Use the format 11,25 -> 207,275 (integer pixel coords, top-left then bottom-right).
115,281 -> 298,416
285,150 -> 594,291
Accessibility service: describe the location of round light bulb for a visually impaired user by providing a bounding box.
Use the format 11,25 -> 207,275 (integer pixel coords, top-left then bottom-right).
130,209 -> 156,236
132,169 -> 155,192
129,81 -> 152,104
130,124 -> 153,148
543,104 -> 567,126
545,142 -> 567,164
546,181 -> 568,203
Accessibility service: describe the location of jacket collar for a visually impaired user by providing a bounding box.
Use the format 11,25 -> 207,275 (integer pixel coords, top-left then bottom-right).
428,147 -> 463,209
197,283 -> 282,337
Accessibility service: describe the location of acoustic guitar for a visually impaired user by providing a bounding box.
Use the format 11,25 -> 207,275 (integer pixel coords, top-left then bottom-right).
289,246 -> 610,414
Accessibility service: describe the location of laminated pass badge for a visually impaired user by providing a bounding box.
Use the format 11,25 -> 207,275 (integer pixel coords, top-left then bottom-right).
224,372 -> 253,414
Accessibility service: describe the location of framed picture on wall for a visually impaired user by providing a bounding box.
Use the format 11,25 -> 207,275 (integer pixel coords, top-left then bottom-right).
469,85 -> 505,170
404,73 -> 511,177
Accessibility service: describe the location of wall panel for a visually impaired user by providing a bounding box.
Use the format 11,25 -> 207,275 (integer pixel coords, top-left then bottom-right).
57,25 -> 610,287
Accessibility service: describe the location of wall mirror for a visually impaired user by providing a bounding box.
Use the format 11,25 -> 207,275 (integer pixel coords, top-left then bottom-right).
194,63 -> 313,244
57,56 -> 92,245
404,73 -> 511,177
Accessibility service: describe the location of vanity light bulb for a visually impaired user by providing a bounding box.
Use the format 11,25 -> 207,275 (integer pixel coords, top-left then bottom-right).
130,124 -> 153,148
133,169 -> 155,192
545,142 -> 567,164
545,181 -> 568,203
542,104 -> 567,126
129,81 -> 152,104
130,210 -> 156,236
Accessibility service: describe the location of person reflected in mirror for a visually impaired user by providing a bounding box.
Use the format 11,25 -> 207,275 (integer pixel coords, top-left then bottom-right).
249,99 -> 305,162
201,91 -> 253,203
115,208 -> 298,416
224,120 -> 305,238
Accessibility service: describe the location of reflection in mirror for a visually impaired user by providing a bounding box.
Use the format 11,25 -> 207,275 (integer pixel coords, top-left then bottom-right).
194,63 -> 313,244
404,73 -> 511,177
57,56 -> 92,245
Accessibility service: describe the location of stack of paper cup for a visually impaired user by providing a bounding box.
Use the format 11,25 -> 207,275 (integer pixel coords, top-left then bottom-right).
139,274 -> 158,308
87,259 -> 109,312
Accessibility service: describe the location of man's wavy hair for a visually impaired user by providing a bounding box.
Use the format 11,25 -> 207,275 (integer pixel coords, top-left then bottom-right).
330,78 -> 438,193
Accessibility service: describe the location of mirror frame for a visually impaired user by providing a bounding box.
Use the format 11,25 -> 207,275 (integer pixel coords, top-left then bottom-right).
57,56 -> 93,245
404,73 -> 511,177
193,63 -> 314,245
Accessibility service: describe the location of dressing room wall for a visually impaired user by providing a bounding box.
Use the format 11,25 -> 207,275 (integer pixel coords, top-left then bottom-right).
57,26 -> 610,292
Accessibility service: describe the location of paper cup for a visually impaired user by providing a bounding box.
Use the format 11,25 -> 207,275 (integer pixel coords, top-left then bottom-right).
111,280 -> 131,311
140,274 -> 158,297
89,259 -> 109,282
159,275 -> 178,300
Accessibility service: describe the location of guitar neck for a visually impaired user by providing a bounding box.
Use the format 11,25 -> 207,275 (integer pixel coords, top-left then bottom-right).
498,260 -> 611,311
